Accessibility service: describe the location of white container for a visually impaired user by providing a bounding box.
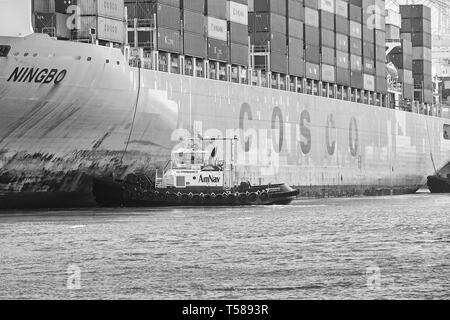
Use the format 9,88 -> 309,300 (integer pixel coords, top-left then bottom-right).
207,16 -> 227,42
318,0 -> 334,14
226,1 -> 248,25
321,64 -> 335,83
363,74 -> 375,91
78,16 -> 124,42
78,0 -> 124,21
412,47 -> 432,61
335,0 -> 348,18
350,21 -> 362,39
385,9 -> 401,28
305,7 -> 319,28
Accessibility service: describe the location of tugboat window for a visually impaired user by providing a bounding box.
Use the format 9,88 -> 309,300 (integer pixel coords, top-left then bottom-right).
0,45 -> 11,57
444,125 -> 450,140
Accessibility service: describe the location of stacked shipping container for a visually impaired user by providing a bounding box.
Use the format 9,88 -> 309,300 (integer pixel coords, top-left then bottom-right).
33,0 -> 72,39
227,1 -> 249,66
400,5 -> 432,104
287,0 -> 304,77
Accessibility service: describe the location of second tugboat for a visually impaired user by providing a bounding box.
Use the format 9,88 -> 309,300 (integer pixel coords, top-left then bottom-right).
93,137 -> 299,207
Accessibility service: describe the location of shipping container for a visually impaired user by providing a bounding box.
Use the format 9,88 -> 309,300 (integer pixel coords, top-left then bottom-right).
270,51 -> 288,73
385,9 -> 401,28
413,75 -> 433,90
254,32 -> 287,54
208,38 -> 229,62
305,44 -> 320,64
335,0 -> 348,18
350,54 -> 362,71
125,1 -> 154,20
412,60 -> 432,75
337,50 -> 349,69
288,0 -> 304,21
55,0 -> 75,14
157,3 -> 181,30
253,13 -> 285,33
305,62 -> 320,80
183,9 -> 204,34
336,33 -> 349,52
254,0 -> 286,16
385,24 -> 400,39
349,4 -> 362,22
304,7 -> 319,27
288,18 -> 303,39
398,69 -> 413,84
226,1 -> 248,25
230,43 -> 249,66
78,0 -> 124,20
229,21 -> 248,45
320,10 -> 334,30
321,29 -> 335,48
207,0 -> 227,19
321,64 -> 335,82
362,26 -> 374,43
288,57 -> 305,77
321,46 -> 335,65
401,18 -> 431,33
289,37 -> 304,59
335,15 -> 348,34
350,21 -> 362,39
305,25 -> 320,46
363,41 -> 374,59
412,47 -> 431,61
336,67 -> 351,86
351,71 -> 363,89
350,37 -> 362,55
409,32 -> 432,48
403,82 -> 414,99
304,0 -> 319,10
207,17 -> 227,41
363,58 -> 375,74
78,15 -> 124,42
183,0 -> 204,13
399,5 -> 431,21
363,74 -> 375,91
375,60 -> 385,77
33,0 -> 56,13
375,45 -> 385,62
158,26 -> 181,52
184,31 -> 206,58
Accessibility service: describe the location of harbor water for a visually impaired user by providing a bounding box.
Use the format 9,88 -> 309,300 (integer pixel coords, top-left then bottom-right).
0,192 -> 448,300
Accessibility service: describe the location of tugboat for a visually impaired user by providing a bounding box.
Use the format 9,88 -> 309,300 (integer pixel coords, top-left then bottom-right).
427,174 -> 450,193
93,137 -> 299,207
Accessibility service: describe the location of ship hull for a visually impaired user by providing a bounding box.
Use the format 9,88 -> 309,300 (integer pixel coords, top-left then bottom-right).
1,34 -> 450,208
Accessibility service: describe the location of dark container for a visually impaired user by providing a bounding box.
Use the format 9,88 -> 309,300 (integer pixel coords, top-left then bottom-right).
349,4 -> 362,22
207,38 -> 229,62
288,18 -> 303,39
337,50 -> 349,69
270,51 -> 288,73
376,76 -> 387,94
335,15 -> 349,34
229,21 -> 249,45
138,30 -> 152,48
409,32 -> 432,48
184,32 -> 206,58
399,5 -> 432,21
350,0 -> 362,6
305,62 -> 320,80
363,41 -> 375,59
321,29 -> 335,48
182,0 -> 205,13
321,46 -> 335,65
401,18 -> 432,33
206,0 -> 227,19
336,33 -> 349,52
305,44 -> 320,64
158,27 -> 181,53
254,0 -> 286,16
412,60 -> 432,75
254,32 -> 287,54
183,9 -> 205,34
336,67 -> 351,86
351,71 -> 363,89
320,10 -> 334,30
305,25 -> 320,45
157,4 -> 181,30
248,12 -> 255,33
304,0 -> 319,10
414,89 -> 433,103
388,53 -> 412,70
55,0 -> 74,14
126,1 -> 154,20
289,57 -> 305,77
363,58 -> 375,75
288,0 -> 305,20
289,37 -> 304,59
230,43 -> 249,66
254,13 -> 286,34
375,29 -> 385,46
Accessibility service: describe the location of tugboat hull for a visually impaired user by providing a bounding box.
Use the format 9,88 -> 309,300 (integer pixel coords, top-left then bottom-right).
427,175 -> 450,193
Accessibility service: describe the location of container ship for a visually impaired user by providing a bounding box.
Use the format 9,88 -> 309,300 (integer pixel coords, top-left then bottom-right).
0,0 -> 449,208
